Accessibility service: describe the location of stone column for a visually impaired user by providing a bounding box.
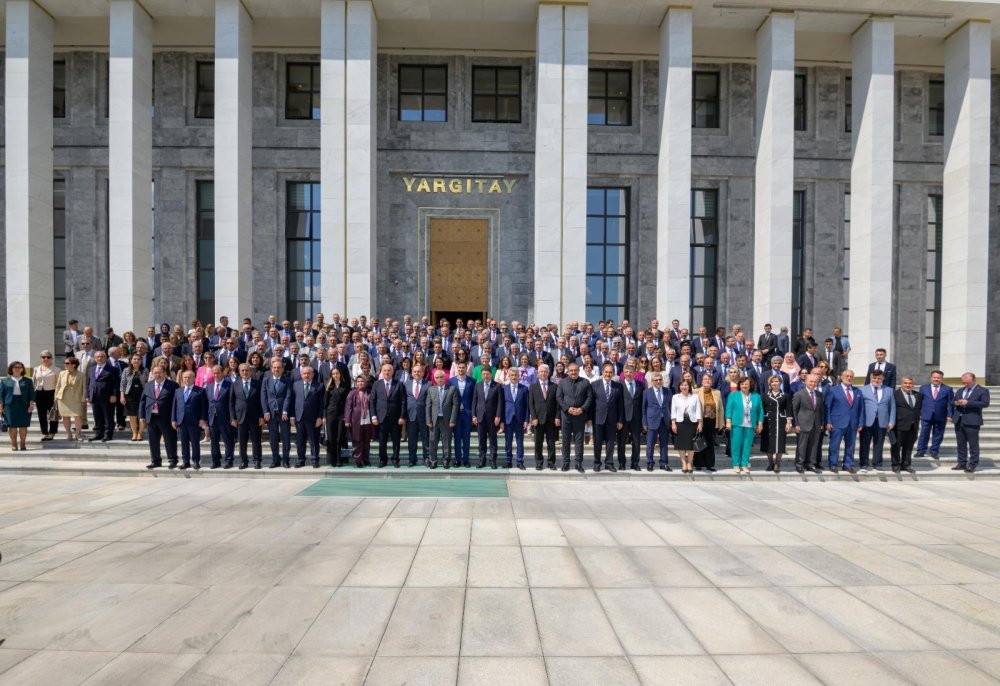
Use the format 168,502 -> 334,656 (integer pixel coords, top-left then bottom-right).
941,20 -> 991,378
656,6 -> 692,326
533,3 -> 588,326
321,0 -> 377,318
753,12 -> 795,335
108,0 -> 153,334
848,17 -> 894,372
214,0 -> 253,323
5,0 -> 53,363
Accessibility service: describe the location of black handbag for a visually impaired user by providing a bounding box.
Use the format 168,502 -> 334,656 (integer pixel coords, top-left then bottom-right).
692,432 -> 707,452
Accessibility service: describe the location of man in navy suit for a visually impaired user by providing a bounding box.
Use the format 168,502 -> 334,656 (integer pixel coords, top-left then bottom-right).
404,364 -> 430,466
502,367 -> 529,469
642,371 -> 673,471
371,362 -> 407,467
230,363 -> 264,469
472,367 -> 505,468
617,364 -> 645,471
205,365 -> 235,469
262,357 -> 293,468
825,370 -> 864,473
449,361 -> 476,467
857,369 -> 896,471
287,365 -> 324,468
591,362 -> 623,472
952,373 -> 991,473
139,365 -> 178,469
86,351 -> 121,442
916,370 -> 954,459
172,370 -> 208,469
864,348 -> 897,389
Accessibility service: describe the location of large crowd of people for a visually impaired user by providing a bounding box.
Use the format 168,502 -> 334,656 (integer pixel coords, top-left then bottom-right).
0,314 -> 990,475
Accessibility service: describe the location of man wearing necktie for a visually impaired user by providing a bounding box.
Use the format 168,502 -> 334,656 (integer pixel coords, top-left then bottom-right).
405,365 -> 430,467
916,370 -> 954,459
502,368 -> 530,469
172,370 -> 208,470
288,366 -> 325,468
590,362 -> 623,472
205,365 -> 235,469
425,369 -> 459,469
617,365 -> 645,471
952,373 -> 991,473
140,365 -> 178,469
891,376 -> 922,473
824,370 -> 863,473
858,369 -> 896,471
370,363 -> 407,467
864,348 -> 897,389
792,374 -> 825,474
86,351 -> 120,442
528,364 -> 560,470
230,363 -> 264,469
472,367 -> 505,468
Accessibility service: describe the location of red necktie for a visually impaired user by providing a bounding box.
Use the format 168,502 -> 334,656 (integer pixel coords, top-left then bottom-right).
214,384 -> 220,401
846,387 -> 853,406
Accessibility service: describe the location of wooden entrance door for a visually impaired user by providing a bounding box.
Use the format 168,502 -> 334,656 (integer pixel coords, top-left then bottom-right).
429,218 -> 489,323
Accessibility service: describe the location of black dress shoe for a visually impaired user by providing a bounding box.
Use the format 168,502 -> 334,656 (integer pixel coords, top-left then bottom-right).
632,465 -> 641,471
594,465 -> 601,473
239,463 -> 247,470
965,468 -> 976,474
504,462 -> 512,469
660,465 -> 672,472
87,436 -> 101,442
491,464 -> 498,470
952,465 -> 966,471
561,466 -> 569,472
146,463 -> 160,469
575,465 -> 585,473
647,465 -> 654,472
607,464 -> 617,473
312,462 -> 319,468
178,464 -> 188,470
193,464 -> 201,470
269,463 -> 278,469
517,464 -> 526,470
830,467 -> 838,474
101,437 -> 112,442
847,467 -> 857,474
796,468 -> 804,474
905,467 -> 916,474
915,451 -> 927,458
477,463 -> 485,469
211,464 -> 220,469
294,462 -> 304,468
535,464 -> 544,471
283,462 -> 291,468
930,453 -> 939,459
223,464 -> 233,469
892,467 -> 900,473
168,462 -> 177,469
811,468 -> 822,474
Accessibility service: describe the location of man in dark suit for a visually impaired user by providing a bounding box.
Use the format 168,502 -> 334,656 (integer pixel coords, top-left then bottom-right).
261,357 -> 293,468
205,365 -> 235,469
762,356 -> 791,394
793,328 -> 817,357
952,373 -> 991,473
426,369 -> 459,469
528,363 -> 560,470
797,343 -> 818,372
139,365 -> 178,469
776,327 -> 791,358
230,362 -> 264,469
642,371 -> 672,471
102,327 -> 124,352
172,370 -> 208,469
86,351 -> 121,442
287,365 -> 324,468
617,364 -> 645,471
217,338 -> 246,369
502,367 -> 529,469
404,364 -> 430,467
916,370 -> 953,459
820,338 -> 845,380
527,339 -> 553,369
370,362 -> 407,467
792,374 -> 825,474
557,363 -> 593,473
864,348 -> 897,389
756,323 -> 778,360
591,362 -> 623,472
891,376 -> 922,474
472,367 -> 505,468
448,362 -> 476,467
825,370 -> 864,474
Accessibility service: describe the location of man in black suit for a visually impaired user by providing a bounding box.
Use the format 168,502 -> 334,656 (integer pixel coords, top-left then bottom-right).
472,367 -> 505,468
756,323 -> 778,360
527,339 -> 554,369
172,370 -> 208,470
820,338 -> 845,380
557,363 -> 593,473
891,376 -> 921,474
797,343 -> 818,372
617,363 -> 645,471
262,357 -> 293,468
205,365 -> 235,469
86,351 -> 121,442
404,364 -> 431,466
288,365 -> 324,468
528,363 -> 560,470
762,355 -> 791,394
230,363 -> 264,469
865,348 -> 897,389
217,337 -> 246,369
139,365 -> 178,469
591,362 -> 623,472
793,328 -> 817,357
953,373 -> 991,473
370,362 -> 407,467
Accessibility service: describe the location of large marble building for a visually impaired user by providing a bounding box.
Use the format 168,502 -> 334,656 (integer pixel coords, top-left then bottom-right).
0,0 -> 998,380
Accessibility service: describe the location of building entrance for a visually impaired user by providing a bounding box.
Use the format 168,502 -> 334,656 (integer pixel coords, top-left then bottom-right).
429,217 -> 489,324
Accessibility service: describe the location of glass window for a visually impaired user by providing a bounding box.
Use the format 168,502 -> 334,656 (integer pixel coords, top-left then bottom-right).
287,181 -> 321,321
196,181 -> 215,323
926,194 -> 943,365
928,79 -> 945,136
845,75 -> 852,133
690,189 -> 719,331
53,179 -> 66,347
54,60 -> 66,118
398,65 -> 448,122
794,73 -> 806,131
586,188 -> 629,322
588,69 -> 631,126
692,72 -> 720,129
195,61 -> 214,119
792,190 -> 805,337
286,62 -> 320,120
472,66 -> 521,123
843,192 -> 850,322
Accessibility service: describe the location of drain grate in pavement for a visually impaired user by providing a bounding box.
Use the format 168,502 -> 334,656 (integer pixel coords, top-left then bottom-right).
296,477 -> 509,497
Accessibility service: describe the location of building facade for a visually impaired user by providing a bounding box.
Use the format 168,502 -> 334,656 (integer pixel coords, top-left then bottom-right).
1,0 -> 999,380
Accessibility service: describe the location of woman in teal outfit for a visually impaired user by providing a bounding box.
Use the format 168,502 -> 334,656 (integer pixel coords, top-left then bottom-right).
1,361 -> 36,451
725,376 -> 763,474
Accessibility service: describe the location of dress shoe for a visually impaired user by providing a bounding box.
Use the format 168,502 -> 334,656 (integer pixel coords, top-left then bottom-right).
178,464 -> 188,470
796,468 -> 805,474
239,463 -> 248,470
535,464 -> 544,471
951,465 -> 966,471
607,464 -> 617,473
101,437 -> 111,442
223,464 -> 233,469
504,462 -> 512,469
430,462 -> 438,469
594,465 -> 602,473
211,464 -> 220,469
477,463 -> 485,469
168,462 -> 177,469
294,462 -> 304,468
965,468 -> 976,474
847,467 -> 857,474
811,468 -> 822,474
660,465 -> 672,472
892,467 -> 900,474
632,464 -> 641,471
517,464 -> 526,470
930,452 -> 939,459
829,467 -> 839,474
575,465 -> 585,473
548,465 -> 557,471
647,465 -> 653,472
312,462 -> 320,468
193,463 -> 201,470
561,466 -> 569,472
146,463 -> 160,469
283,462 -> 291,468
915,451 -> 927,458
905,467 -> 916,474
393,462 -> 400,468
87,436 -> 102,442
269,463 -> 278,468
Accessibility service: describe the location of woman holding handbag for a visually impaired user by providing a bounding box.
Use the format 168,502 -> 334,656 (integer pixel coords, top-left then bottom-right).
1,361 -> 36,451
695,373 -> 722,472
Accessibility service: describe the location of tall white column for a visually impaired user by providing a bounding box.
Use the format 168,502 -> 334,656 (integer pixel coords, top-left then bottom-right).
848,17 -> 894,372
656,7 -> 692,326
753,12 -> 795,335
109,0 -> 153,334
5,0 -> 53,363
321,0 -> 376,318
214,0 -> 253,322
533,3 -> 588,326
941,20 -> 991,378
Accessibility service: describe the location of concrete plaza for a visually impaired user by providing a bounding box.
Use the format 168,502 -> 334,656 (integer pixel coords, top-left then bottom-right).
0,476 -> 998,685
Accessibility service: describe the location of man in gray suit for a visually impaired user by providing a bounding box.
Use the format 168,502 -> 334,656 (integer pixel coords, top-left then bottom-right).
858,369 -> 896,471
528,364 -> 560,470
792,374 -> 825,474
425,369 -> 459,469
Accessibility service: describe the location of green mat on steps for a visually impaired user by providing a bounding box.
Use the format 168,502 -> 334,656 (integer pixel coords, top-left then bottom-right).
296,477 -> 509,497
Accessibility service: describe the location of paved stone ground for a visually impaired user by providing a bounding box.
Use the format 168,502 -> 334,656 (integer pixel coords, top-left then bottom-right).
0,476 -> 999,685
